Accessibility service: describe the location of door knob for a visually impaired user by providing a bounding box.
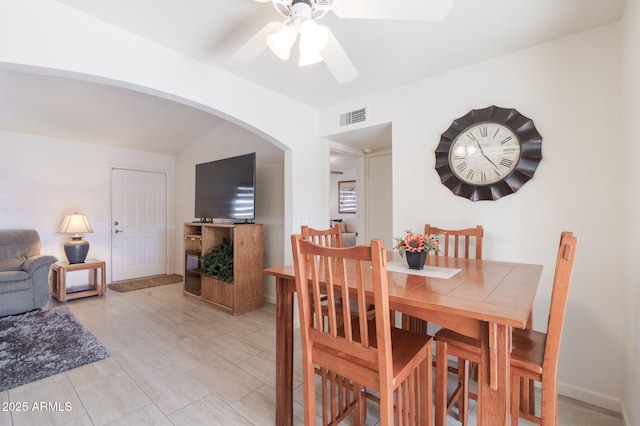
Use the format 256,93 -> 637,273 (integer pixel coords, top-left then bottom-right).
114,229 -> 123,234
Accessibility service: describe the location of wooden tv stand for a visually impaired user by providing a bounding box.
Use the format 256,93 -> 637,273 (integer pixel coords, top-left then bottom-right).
183,222 -> 263,315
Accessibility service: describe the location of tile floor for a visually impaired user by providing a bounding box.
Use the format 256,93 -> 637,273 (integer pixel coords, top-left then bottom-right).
0,283 -> 625,425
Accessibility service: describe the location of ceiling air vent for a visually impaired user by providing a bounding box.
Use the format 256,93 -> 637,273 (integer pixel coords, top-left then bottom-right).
338,107 -> 367,127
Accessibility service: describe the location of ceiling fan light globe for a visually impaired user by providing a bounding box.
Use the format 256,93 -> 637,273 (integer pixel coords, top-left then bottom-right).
298,48 -> 323,66
298,21 -> 326,66
267,24 -> 297,60
300,20 -> 329,52
312,24 -> 329,52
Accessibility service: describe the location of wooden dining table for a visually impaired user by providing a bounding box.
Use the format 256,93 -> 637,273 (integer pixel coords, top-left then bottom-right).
264,252 -> 543,425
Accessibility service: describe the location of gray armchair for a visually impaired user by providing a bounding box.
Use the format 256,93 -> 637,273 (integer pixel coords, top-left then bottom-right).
0,229 -> 57,317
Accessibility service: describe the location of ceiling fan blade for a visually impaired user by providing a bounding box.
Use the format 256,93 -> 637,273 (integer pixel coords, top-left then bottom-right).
322,28 -> 358,84
333,0 -> 453,21
254,0 -> 292,4
227,22 -> 281,68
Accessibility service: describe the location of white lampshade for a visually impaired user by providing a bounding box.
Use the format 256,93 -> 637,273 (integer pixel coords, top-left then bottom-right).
58,213 -> 94,236
298,21 -> 328,66
267,24 -> 297,60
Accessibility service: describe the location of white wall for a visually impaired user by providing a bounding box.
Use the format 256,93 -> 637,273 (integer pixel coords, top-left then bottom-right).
0,130 -> 176,281
620,0 -> 640,424
175,122 -> 285,303
0,0 -> 330,267
320,24 -> 624,412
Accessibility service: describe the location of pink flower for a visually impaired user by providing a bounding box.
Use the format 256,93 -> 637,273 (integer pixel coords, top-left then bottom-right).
393,230 -> 441,257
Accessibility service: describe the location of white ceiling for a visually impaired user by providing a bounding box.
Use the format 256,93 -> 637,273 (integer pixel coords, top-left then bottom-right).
0,70 -> 227,155
0,0 -> 627,153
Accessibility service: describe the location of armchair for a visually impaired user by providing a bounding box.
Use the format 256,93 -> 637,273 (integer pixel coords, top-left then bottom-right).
330,218 -> 357,247
0,229 -> 57,317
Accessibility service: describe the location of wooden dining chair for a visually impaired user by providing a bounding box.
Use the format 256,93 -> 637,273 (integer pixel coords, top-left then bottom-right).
291,235 -> 433,425
401,225 -> 484,334
434,232 -> 578,426
425,224 -> 484,259
301,225 -> 375,326
301,224 -> 344,248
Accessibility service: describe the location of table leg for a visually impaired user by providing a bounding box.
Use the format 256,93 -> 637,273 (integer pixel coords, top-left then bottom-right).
99,263 -> 106,295
50,267 -> 58,299
58,268 -> 66,302
478,322 -> 510,425
275,277 -> 294,426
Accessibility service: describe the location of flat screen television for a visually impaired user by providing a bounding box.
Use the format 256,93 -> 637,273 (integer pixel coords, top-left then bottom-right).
195,153 -> 256,222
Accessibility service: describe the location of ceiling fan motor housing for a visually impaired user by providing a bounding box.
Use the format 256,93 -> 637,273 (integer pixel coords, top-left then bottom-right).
274,0 -> 329,21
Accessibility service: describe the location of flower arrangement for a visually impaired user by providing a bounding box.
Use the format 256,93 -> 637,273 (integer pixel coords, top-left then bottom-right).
393,230 -> 440,257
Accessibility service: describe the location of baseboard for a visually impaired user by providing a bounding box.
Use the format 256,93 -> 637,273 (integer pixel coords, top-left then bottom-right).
557,381 -> 622,413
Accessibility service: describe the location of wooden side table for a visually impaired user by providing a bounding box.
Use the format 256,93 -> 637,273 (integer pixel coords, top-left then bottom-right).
51,259 -> 106,302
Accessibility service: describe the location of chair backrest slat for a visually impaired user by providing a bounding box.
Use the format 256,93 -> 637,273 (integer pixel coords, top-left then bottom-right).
425,224 -> 484,260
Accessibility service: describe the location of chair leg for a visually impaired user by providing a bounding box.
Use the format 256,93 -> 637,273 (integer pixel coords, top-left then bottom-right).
303,363 -> 317,425
419,345 -> 433,426
540,378 -> 558,426
458,359 -> 470,426
438,355 -> 470,425
511,374 -> 520,426
352,384 -> 364,426
435,340 -> 448,425
378,386 -> 395,425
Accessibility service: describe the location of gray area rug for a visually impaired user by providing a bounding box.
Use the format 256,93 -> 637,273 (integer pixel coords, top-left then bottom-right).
0,307 -> 109,391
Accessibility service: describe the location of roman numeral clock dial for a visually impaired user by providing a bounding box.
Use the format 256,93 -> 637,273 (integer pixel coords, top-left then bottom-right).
435,106 -> 542,201
450,124 -> 520,185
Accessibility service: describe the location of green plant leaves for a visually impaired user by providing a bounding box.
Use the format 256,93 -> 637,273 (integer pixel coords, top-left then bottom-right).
200,239 -> 234,283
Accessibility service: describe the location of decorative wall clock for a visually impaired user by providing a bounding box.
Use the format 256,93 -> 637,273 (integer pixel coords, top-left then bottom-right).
434,105 -> 542,201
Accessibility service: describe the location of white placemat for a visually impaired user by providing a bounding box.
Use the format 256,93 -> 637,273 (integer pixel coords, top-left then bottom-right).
386,261 -> 461,279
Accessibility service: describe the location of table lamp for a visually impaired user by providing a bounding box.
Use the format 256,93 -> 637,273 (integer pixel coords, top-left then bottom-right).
58,212 -> 94,263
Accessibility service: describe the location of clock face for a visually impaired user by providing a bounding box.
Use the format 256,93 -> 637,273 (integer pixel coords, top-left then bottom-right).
449,123 -> 521,185
435,106 -> 542,201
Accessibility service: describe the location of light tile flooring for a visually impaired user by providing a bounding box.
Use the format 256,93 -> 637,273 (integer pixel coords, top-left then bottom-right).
0,283 -> 624,425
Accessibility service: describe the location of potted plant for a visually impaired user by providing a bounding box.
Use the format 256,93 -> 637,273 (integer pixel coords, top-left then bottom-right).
200,238 -> 234,283
393,230 -> 440,270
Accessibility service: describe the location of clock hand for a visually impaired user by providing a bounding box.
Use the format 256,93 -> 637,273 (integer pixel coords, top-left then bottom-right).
474,140 -> 500,169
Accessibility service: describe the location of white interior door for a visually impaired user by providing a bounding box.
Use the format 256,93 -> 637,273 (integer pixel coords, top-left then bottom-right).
365,152 -> 393,248
111,168 -> 167,282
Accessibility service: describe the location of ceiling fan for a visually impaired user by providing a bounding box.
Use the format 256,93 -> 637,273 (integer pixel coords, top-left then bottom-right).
227,0 -> 453,84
